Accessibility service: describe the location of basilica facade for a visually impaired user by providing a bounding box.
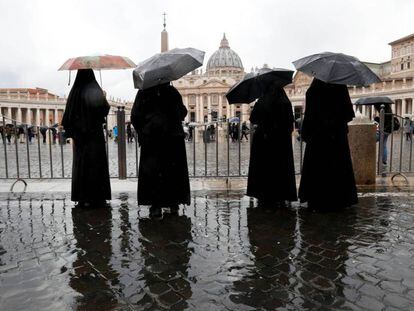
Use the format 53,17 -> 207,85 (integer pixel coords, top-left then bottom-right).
173,34 -> 251,124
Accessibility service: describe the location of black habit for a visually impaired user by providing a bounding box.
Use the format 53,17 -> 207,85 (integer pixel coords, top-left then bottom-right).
61,69 -> 111,203
299,78 -> 358,210
131,83 -> 191,206
246,87 -> 297,203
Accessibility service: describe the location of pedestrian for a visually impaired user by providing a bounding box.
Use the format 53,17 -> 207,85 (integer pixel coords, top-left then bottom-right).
403,117 -> 412,141
0,126 -> 4,144
40,126 -> 47,144
241,121 -> 249,141
299,78 -> 358,211
27,126 -> 35,143
209,124 -> 216,141
188,125 -> 193,142
61,69 -> 111,208
247,84 -> 297,208
233,123 -> 240,142
5,125 -> 12,144
126,122 -> 133,143
113,125 -> 118,143
131,83 -> 190,218
203,125 -> 211,143
373,103 -> 393,165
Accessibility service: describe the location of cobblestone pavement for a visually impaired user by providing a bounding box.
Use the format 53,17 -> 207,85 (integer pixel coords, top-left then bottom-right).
1,191 -> 414,310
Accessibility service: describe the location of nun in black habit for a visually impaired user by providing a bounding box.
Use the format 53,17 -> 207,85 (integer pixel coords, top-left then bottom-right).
246,84 -> 297,208
61,69 -> 111,206
299,78 -> 358,211
131,83 -> 190,217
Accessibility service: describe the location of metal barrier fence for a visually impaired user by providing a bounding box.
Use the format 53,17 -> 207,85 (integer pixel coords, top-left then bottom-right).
4,105 -> 414,183
1,107 -> 308,180
377,107 -> 414,180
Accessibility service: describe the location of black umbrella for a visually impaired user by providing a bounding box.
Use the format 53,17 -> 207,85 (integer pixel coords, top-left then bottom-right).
226,68 -> 293,104
293,52 -> 381,86
133,48 -> 205,90
354,96 -> 394,106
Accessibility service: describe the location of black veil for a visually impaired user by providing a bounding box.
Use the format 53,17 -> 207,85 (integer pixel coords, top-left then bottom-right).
61,69 -> 110,137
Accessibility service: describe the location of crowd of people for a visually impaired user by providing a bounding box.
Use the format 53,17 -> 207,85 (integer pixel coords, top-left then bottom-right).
60,68 -> 361,216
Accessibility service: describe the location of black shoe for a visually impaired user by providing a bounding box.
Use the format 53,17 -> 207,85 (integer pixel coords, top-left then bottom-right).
168,204 -> 179,215
149,205 -> 162,218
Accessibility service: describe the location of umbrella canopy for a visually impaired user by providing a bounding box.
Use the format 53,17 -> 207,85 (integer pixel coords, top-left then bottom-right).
133,48 -> 205,90
293,52 -> 381,87
229,117 -> 240,123
226,68 -> 293,104
58,55 -> 136,71
354,96 -> 394,106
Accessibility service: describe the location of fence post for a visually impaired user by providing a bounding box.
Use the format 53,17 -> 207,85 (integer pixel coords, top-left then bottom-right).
378,104 -> 385,176
117,106 -> 127,179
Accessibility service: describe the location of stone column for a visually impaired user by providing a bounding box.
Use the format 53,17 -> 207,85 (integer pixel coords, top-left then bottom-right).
226,100 -> 230,120
183,95 -> 189,122
402,98 -> 406,116
54,109 -> 58,124
26,108 -> 32,124
17,108 -> 22,123
218,94 -> 223,121
207,95 -> 212,122
348,118 -> 377,185
7,107 -> 12,120
36,108 -> 40,126
198,94 -> 204,123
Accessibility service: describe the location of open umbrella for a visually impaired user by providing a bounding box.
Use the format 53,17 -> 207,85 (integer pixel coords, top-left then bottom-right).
58,55 -> 136,71
293,52 -> 381,86
133,48 -> 205,90
354,96 -> 394,106
226,68 -> 293,104
229,117 -> 240,123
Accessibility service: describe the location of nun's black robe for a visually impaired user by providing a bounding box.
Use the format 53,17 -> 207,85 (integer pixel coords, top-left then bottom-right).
246,88 -> 297,203
61,69 -> 111,203
131,84 -> 190,206
299,79 -> 358,210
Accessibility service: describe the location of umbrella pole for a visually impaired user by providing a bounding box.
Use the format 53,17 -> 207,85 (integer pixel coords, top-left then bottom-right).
68,71 -> 71,86
99,70 -> 103,87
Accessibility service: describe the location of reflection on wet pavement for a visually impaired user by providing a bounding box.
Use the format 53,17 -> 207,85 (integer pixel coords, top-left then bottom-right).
1,192 -> 414,310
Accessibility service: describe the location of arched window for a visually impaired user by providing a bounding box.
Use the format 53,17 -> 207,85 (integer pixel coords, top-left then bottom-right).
189,94 -> 196,105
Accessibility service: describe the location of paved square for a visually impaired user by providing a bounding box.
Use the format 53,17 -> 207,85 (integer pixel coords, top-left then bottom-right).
0,191 -> 414,310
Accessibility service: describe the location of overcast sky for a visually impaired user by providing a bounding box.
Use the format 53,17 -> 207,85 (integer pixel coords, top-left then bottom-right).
0,0 -> 413,101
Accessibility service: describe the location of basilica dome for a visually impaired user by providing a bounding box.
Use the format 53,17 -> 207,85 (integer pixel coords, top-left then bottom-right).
206,34 -> 244,75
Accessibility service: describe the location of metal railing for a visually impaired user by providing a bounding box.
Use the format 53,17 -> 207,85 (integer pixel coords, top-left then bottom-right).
377,107 -> 414,182
0,108 -> 305,181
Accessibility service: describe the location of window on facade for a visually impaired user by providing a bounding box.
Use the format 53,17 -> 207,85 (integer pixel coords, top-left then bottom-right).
236,111 -> 241,119
401,63 -> 404,70
190,112 -> 196,122
204,115 -> 208,122
189,94 -> 196,105
222,95 -> 227,104
212,94 -> 218,104
408,62 -> 411,69
203,95 -> 208,104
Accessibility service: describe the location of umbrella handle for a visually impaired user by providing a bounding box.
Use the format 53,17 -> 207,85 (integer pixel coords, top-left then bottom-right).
99,70 -> 103,88
68,70 -> 71,86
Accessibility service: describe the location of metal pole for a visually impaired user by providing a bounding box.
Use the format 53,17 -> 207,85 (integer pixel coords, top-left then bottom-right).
25,124 -> 31,178
378,105 -> 385,175
399,116 -> 404,173
389,112 -> 395,172
238,122 -> 241,176
37,126 -> 42,178
193,126 -> 196,176
14,121 -> 20,179
204,124 -> 207,176
227,121 -> 230,176
48,128 -> 53,178
117,107 -> 127,179
59,127 -> 64,177
134,130 -> 139,178
3,116 -> 8,178
216,122 -> 219,176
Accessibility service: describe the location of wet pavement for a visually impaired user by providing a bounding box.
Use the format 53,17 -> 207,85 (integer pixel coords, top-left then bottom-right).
1,191 -> 414,310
